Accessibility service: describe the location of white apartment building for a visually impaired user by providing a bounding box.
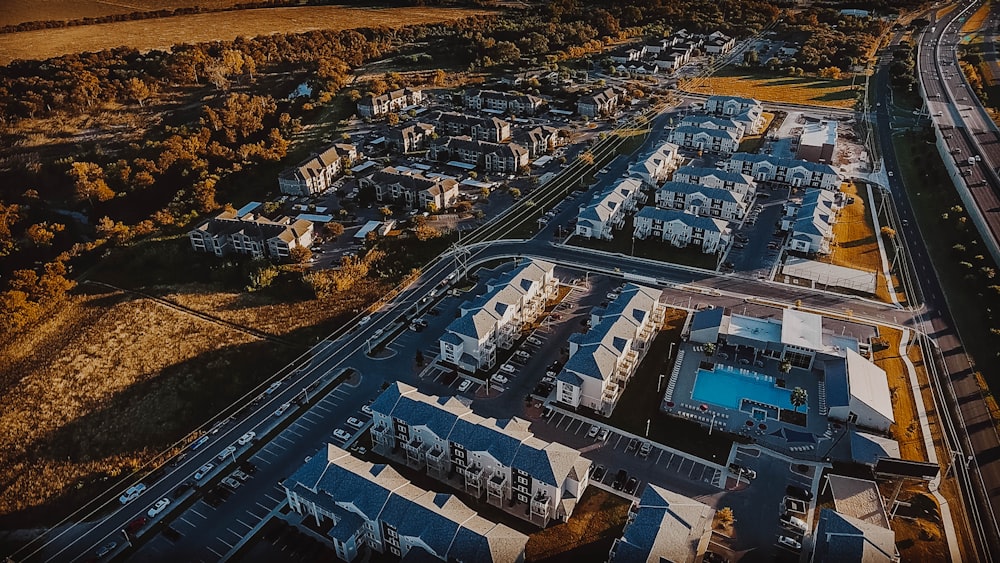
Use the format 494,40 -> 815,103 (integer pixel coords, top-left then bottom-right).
668,126 -> 740,155
278,143 -> 356,196
577,88 -> 619,117
283,445 -> 528,562
672,166 -> 756,202
678,115 -> 746,138
440,260 -> 557,372
188,208 -> 313,260
628,142 -> 682,189
575,178 -> 643,240
632,207 -> 730,253
782,188 -> 839,254
555,284 -> 666,415
656,180 -> 747,221
725,153 -> 841,190
369,383 -> 591,527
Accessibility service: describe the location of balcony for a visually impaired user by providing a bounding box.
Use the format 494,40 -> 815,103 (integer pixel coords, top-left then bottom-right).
530,490 -> 550,520
465,464 -> 485,492
602,383 -> 620,403
404,438 -> 429,468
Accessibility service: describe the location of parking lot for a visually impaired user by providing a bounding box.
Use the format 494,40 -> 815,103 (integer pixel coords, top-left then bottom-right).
723,194 -> 789,279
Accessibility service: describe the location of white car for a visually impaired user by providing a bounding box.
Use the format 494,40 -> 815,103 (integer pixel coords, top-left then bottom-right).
446,272 -> 457,282
491,373 -> 509,385
361,404 -> 373,416
527,337 -> 543,346
147,498 -> 170,518
119,483 -> 146,505
273,402 -> 290,417
458,379 -> 472,392
216,445 -> 236,461
606,292 -> 620,300
359,315 -> 371,326
499,364 -> 517,374
221,477 -> 242,490
372,328 -> 384,339
333,429 -> 352,441
777,535 -> 802,550
587,425 -> 600,439
514,350 -> 530,359
346,417 -> 364,429
194,463 -> 214,481
237,431 -> 255,446
598,428 -> 610,441
781,514 -> 808,531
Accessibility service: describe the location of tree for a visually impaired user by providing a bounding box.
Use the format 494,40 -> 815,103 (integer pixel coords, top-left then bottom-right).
69,162 -> 115,204
578,151 -> 595,165
379,206 -> 393,219
432,69 -> 447,86
716,507 -> 735,528
290,245 -> 312,264
880,226 -> 896,240
703,342 -> 716,356
325,221 -> 345,237
387,112 -> 400,126
126,77 -> 153,107
25,222 -> 65,247
779,360 -> 793,374
790,387 -> 808,411
510,188 -> 522,199
415,223 -> 442,241
247,261 -> 278,291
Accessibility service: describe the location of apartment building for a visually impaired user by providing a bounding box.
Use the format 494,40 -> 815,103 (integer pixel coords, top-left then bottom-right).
427,136 -> 529,174
632,207 -> 730,253
440,260 -> 557,372
678,115 -> 746,138
515,126 -> 559,158
283,445 -> 528,562
577,88 -> 619,118
437,112 -> 511,143
188,208 -> 313,260
358,88 -> 423,119
628,141 -> 682,189
725,153 -> 841,190
575,178 -> 643,240
387,122 -> 436,153
609,484 -> 715,563
555,284 -> 666,415
462,89 -> 545,115
672,166 -> 756,201
704,31 -> 736,55
668,126 -> 740,155
369,383 -> 591,527
782,188 -> 840,254
704,95 -> 765,133
361,166 -> 459,211
278,142 -> 356,196
656,180 -> 747,221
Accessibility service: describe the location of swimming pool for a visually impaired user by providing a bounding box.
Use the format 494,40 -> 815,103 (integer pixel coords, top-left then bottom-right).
692,364 -> 797,411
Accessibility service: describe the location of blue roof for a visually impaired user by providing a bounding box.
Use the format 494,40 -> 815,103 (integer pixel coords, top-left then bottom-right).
673,125 -> 737,140
452,417 -> 523,466
813,509 -> 866,562
730,152 -> 838,175
556,369 -> 583,385
635,207 -> 727,233
286,451 -> 329,488
674,166 -> 751,185
448,526 -> 494,561
327,505 -> 365,542
388,495 -> 461,557
825,358 -> 850,407
691,307 -> 724,332
316,464 -> 393,520
511,445 -> 556,485
370,384 -> 404,420
393,395 -> 461,439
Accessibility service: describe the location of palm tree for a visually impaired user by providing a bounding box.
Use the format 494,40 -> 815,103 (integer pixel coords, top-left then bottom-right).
704,342 -> 716,356
790,387 -> 808,412
779,360 -> 792,374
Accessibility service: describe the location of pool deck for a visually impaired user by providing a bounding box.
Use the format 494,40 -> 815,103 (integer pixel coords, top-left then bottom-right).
662,341 -> 852,461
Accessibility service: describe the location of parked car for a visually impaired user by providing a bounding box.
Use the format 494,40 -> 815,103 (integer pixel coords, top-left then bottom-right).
119,483 -> 146,505
598,428 -> 610,442
527,336 -> 543,346
514,350 -> 530,359
194,463 -> 214,481
781,513 -> 808,531
172,481 -> 194,499
359,315 -> 372,326
499,364 -> 517,374
126,516 -> 148,535
458,379 -> 472,392
372,328 -> 384,339
626,438 -> 638,452
612,469 -> 628,490
624,477 -> 640,495
361,404 -> 373,416
491,373 -> 509,385
592,465 -> 607,482
221,477 -> 242,490
273,402 -> 291,417
147,497 -> 171,518
786,484 -> 813,501
777,535 -> 802,550
587,425 -> 600,439
216,445 -> 236,462
333,429 -> 352,441
96,542 -> 118,558
639,442 -> 652,458
346,417 -> 364,429
237,431 -> 255,446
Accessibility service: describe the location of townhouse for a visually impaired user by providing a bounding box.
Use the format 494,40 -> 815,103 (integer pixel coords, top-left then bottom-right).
440,260 -> 557,372
704,95 -> 765,134
628,142 -> 682,189
283,445 -> 529,562
514,126 -> 559,158
278,142 -> 356,196
189,208 -> 313,260
704,31 -> 736,55
678,115 -> 746,138
436,112 -> 511,143
369,383 -> 591,527
656,180 -> 747,221
357,88 -> 423,119
555,284 -> 666,415
427,136 -> 529,174
614,62 -> 660,76
668,126 -> 740,155
632,207 -> 730,253
463,89 -> 544,115
575,178 -> 643,240
610,46 -> 645,64
387,122 -> 436,153
577,88 -> 619,118
608,484 -> 715,563
361,166 -> 459,211
725,153 -> 841,190
672,166 -> 756,201
782,188 -> 840,254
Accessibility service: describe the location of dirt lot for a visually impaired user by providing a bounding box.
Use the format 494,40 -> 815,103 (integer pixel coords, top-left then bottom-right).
0,5 -> 493,64
525,487 -> 630,561
0,284 -> 290,526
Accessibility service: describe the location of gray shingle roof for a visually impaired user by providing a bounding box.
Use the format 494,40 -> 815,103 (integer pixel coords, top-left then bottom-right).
613,484 -> 714,563
729,152 -> 838,176
635,206 -> 728,233
813,509 -> 897,563
660,181 -> 740,204
674,165 -> 753,186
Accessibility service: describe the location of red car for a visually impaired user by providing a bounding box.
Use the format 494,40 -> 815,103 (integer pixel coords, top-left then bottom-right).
126,516 -> 148,534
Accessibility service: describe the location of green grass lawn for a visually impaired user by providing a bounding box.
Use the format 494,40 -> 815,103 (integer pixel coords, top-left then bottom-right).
893,132 -> 1000,387
606,319 -> 734,461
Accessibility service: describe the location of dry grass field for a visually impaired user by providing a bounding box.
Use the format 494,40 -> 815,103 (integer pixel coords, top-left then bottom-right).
682,67 -> 861,109
525,488 -> 630,561
0,5 -> 493,64
0,284 -> 289,525
873,327 -> 926,461
1,0 -> 264,27
960,1 -> 992,34
820,182 -> 904,304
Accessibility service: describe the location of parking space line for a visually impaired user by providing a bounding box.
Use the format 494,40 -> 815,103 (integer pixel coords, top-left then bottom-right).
189,507 -> 208,520
176,516 -> 198,529
276,434 -> 296,445
285,427 -> 305,438
219,534 -> 237,547
236,518 -> 254,530
205,546 -> 224,558
301,412 -> 324,423
614,435 -> 624,448
312,403 -> 334,414
264,493 -> 283,503
256,501 -> 274,511
655,450 -> 664,464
